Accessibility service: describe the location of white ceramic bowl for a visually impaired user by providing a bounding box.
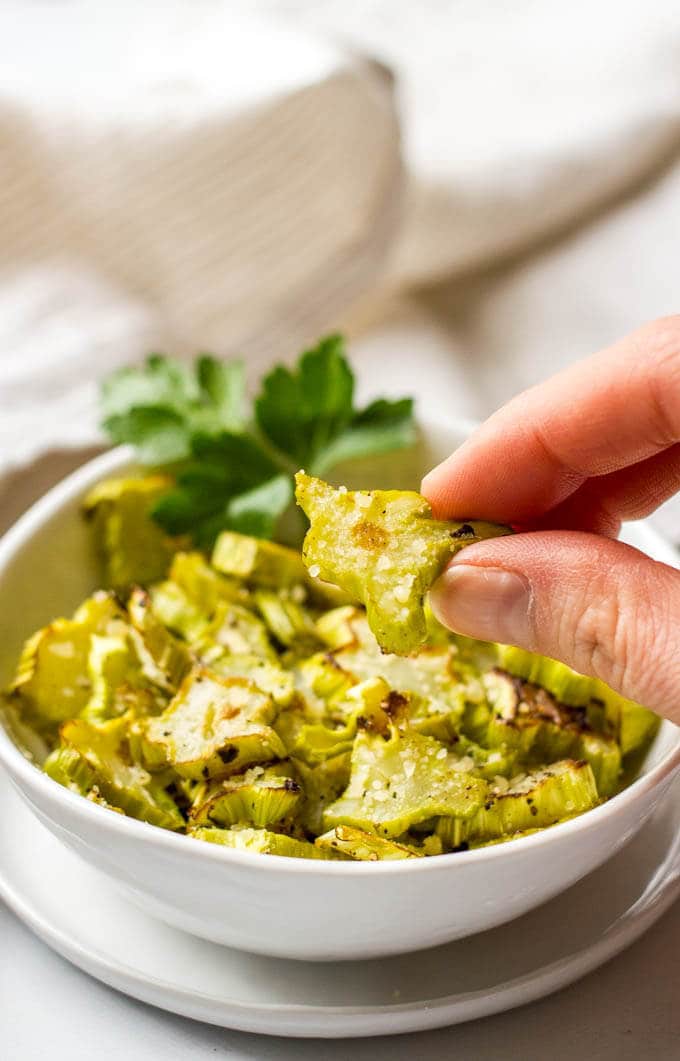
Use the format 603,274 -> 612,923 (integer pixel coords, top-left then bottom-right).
0,419 -> 678,961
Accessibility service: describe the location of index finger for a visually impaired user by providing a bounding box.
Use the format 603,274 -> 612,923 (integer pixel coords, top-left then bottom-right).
422,316 -> 680,522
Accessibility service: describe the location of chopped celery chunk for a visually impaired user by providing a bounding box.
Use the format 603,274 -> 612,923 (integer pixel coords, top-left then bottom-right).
208,653 -> 294,706
212,531 -> 309,587
190,765 -> 301,828
438,759 -> 599,845
128,587 -> 191,691
84,475 -> 181,590
48,716 -> 183,830
497,644 -> 659,759
169,551 -> 250,609
10,593 -> 127,730
316,825 -> 422,860
190,826 -> 321,858
144,667 -> 285,780
324,728 -> 487,837
253,589 -> 321,652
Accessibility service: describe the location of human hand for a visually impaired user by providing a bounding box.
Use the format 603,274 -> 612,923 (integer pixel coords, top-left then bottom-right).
422,318 -> 680,723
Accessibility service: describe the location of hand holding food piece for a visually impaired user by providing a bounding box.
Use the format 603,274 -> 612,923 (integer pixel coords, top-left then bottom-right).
423,317 -> 680,725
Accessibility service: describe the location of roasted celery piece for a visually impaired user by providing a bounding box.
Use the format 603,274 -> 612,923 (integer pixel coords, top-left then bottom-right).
316,605 -> 371,650
81,633 -> 135,722
47,716 -> 184,829
450,734 -> 518,781
253,589 -> 321,652
84,475 -> 181,590
497,646 -> 594,705
212,529 -> 350,606
144,667 -> 285,780
438,759 -> 599,846
169,551 -> 249,609
10,592 -> 126,730
330,625 -> 473,723
290,677 -> 392,764
208,653 -> 294,706
212,531 -> 310,587
190,765 -> 301,828
295,472 -> 509,656
316,825 -> 422,860
295,651 -> 357,705
324,728 -> 487,838
482,669 -> 622,796
199,601 -> 274,660
149,581 -> 210,643
601,693 -> 660,758
292,752 -> 351,835
577,731 -> 622,797
190,825 -> 321,858
128,587 -> 191,691
497,645 -> 659,758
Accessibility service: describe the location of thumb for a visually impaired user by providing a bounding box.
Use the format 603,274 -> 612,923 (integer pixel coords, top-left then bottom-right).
429,531 -> 680,724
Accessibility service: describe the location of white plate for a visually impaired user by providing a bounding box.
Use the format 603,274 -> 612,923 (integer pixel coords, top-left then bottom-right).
1,766 -> 677,1038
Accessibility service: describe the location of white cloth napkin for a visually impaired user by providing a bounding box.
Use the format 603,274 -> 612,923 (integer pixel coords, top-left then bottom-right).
1,0 -> 680,549
0,2 -> 401,477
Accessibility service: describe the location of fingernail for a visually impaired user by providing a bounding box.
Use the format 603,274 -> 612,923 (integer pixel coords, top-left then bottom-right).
429,564 -> 532,645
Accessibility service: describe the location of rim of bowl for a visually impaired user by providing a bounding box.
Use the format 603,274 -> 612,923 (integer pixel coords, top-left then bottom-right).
0,434 -> 678,877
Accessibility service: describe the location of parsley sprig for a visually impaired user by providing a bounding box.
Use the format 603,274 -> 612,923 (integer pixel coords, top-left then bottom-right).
100,335 -> 415,546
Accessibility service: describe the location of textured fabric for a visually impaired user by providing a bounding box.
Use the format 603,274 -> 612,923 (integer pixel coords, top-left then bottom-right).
0,3 -> 401,477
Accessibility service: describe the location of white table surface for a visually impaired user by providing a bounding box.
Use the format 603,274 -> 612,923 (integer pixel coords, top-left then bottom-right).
2,896 -> 678,1060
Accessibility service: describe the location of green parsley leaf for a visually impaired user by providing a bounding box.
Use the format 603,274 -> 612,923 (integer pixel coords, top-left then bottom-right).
99,335 -> 416,547
151,432 -> 283,542
101,354 -> 246,463
255,335 -> 354,467
310,398 -> 416,475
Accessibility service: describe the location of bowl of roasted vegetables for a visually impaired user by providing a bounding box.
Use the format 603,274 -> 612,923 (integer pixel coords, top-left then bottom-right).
0,346 -> 678,960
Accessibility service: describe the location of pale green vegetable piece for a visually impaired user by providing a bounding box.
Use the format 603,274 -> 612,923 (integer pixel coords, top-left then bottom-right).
253,589 -> 321,652
316,605 -> 370,650
128,587 -> 191,691
295,651 -> 358,705
438,759 -> 599,846
333,636 -> 471,722
190,825 -> 321,858
497,644 -> 659,758
290,677 -> 392,763
315,825 -> 422,860
10,592 -> 127,730
170,551 -> 250,608
190,765 -> 301,828
577,731 -> 622,797
482,669 -> 622,796
324,727 -> 487,838
599,691 -> 660,759
295,472 -> 509,656
198,601 -> 274,660
497,645 -> 594,705
212,531 -> 310,587
84,475 -> 182,590
208,653 -> 294,706
81,633 -> 135,722
46,716 -> 184,830
149,581 -> 210,643
144,666 -> 285,780
292,751 -> 351,835
212,529 -> 350,606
